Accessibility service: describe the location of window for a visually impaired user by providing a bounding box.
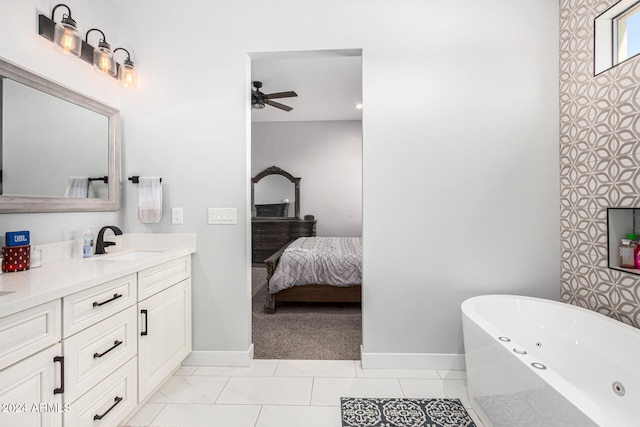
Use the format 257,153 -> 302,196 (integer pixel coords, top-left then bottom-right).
615,2 -> 640,64
594,0 -> 640,74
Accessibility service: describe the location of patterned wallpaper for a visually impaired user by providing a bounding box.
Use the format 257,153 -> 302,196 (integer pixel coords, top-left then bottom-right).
560,0 -> 640,327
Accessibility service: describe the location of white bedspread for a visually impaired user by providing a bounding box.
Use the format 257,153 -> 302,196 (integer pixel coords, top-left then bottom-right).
268,237 -> 362,293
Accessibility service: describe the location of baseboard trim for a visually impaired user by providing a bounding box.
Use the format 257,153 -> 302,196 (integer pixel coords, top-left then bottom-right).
182,344 -> 254,367
360,346 -> 465,370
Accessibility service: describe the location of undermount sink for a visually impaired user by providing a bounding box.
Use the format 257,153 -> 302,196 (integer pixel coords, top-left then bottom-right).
92,250 -> 163,261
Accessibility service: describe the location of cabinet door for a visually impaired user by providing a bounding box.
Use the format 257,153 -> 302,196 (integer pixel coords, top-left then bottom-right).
0,343 -> 63,427
137,279 -> 191,401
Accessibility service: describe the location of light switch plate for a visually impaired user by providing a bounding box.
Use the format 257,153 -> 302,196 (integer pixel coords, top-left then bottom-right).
172,207 -> 183,224
208,207 -> 237,225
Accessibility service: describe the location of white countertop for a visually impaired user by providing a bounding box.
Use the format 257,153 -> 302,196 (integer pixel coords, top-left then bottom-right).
0,233 -> 196,317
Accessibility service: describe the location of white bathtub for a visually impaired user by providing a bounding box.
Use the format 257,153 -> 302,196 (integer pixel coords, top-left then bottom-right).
461,295 -> 640,427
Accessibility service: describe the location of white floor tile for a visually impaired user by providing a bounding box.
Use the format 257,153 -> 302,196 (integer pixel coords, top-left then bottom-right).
193,359 -> 278,377
311,377 -> 404,406
123,402 -> 165,426
216,376 -> 313,405
148,375 -> 229,404
275,359 -> 356,378
399,378 -> 471,407
256,405 -> 342,427
437,369 -> 467,380
122,360 -> 477,427
356,362 -> 440,379
174,366 -> 197,376
146,403 -> 260,427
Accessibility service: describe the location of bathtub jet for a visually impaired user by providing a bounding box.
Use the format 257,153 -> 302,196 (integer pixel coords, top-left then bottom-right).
461,295 -> 640,427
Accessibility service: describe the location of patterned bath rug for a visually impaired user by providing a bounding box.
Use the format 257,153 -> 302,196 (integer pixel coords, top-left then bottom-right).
341,397 -> 476,427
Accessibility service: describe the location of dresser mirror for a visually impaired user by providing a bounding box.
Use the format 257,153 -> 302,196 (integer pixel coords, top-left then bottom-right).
0,57 -> 120,213
251,166 -> 300,219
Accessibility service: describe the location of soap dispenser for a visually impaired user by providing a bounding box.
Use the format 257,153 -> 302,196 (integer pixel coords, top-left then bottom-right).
83,228 -> 94,258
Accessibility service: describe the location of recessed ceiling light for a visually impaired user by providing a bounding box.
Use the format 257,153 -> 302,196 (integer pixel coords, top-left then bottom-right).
355,103 -> 363,110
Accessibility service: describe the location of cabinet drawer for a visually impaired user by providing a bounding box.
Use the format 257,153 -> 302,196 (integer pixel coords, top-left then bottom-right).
64,306 -> 137,403
138,256 -> 190,300
0,300 -> 61,371
64,356 -> 137,427
63,274 -> 137,338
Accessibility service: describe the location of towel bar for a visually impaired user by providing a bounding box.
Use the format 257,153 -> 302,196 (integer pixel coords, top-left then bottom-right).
89,176 -> 108,183
128,176 -> 162,184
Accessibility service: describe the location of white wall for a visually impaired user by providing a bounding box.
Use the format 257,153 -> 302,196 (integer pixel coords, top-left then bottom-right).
1,0 -> 560,367
0,0 -> 122,245
118,0 -> 560,367
252,120 -> 363,237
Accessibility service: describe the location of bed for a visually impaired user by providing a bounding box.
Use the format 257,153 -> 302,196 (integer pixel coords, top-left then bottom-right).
263,236 -> 362,313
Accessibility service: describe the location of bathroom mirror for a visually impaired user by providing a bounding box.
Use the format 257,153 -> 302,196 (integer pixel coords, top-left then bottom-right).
251,166 -> 300,219
0,57 -> 120,213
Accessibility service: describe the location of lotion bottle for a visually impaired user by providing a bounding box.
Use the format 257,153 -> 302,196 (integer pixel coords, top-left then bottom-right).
83,228 -> 94,258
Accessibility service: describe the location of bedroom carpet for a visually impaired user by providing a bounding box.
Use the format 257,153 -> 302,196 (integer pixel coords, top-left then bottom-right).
252,266 -> 362,360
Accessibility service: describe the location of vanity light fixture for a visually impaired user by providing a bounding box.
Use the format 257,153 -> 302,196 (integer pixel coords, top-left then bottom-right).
83,29 -> 116,76
38,4 -> 82,57
114,48 -> 138,89
38,7 -> 139,89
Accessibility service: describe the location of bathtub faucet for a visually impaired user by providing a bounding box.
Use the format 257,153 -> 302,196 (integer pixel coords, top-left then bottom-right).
95,226 -> 123,255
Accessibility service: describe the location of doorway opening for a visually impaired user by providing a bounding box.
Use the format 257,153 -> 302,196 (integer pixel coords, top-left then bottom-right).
249,49 -> 363,360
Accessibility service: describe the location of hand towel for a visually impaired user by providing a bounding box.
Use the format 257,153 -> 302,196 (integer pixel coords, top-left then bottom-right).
138,176 -> 163,223
65,176 -> 89,198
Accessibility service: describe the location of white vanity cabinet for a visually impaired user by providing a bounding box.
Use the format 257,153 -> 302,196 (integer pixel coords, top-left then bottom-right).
0,300 -> 63,427
0,246 -> 193,427
137,256 -> 192,401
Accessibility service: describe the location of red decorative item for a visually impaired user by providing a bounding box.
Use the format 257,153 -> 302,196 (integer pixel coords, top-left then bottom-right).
2,245 -> 31,272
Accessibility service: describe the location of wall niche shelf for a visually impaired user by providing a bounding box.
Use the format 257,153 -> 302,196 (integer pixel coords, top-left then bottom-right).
607,208 -> 640,275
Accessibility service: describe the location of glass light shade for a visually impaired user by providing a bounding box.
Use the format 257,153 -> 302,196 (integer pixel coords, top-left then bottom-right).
53,19 -> 81,56
118,61 -> 137,89
93,44 -> 116,76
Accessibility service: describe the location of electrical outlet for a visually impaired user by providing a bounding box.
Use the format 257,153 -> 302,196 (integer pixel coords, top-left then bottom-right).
208,207 -> 237,225
172,207 -> 184,224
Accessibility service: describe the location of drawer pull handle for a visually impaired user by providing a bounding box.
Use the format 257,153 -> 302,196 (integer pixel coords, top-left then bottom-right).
140,309 -> 148,336
93,396 -> 123,421
53,356 -> 64,394
93,293 -> 123,307
93,340 -> 123,358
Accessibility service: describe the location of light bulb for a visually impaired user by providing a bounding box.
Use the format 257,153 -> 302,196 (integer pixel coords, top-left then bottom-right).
93,40 -> 116,76
118,61 -> 137,89
53,16 -> 81,56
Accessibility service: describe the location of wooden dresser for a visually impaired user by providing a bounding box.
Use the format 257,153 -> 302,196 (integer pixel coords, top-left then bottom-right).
252,219 -> 317,263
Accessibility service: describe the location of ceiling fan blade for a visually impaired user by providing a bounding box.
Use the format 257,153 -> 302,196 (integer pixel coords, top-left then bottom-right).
265,91 -> 298,99
266,100 -> 293,111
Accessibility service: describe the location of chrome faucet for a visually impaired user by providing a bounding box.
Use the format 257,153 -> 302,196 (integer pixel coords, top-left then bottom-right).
94,226 -> 123,254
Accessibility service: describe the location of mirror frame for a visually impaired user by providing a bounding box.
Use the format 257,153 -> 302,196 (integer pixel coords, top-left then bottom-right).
251,165 -> 300,219
0,57 -> 120,213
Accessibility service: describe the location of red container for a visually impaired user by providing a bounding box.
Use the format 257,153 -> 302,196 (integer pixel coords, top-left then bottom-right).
2,245 -> 30,272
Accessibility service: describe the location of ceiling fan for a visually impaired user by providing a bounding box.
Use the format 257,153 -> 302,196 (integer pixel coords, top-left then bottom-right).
251,81 -> 297,111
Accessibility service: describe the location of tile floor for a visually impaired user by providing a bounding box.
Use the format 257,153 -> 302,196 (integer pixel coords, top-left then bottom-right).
123,359 -> 485,427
